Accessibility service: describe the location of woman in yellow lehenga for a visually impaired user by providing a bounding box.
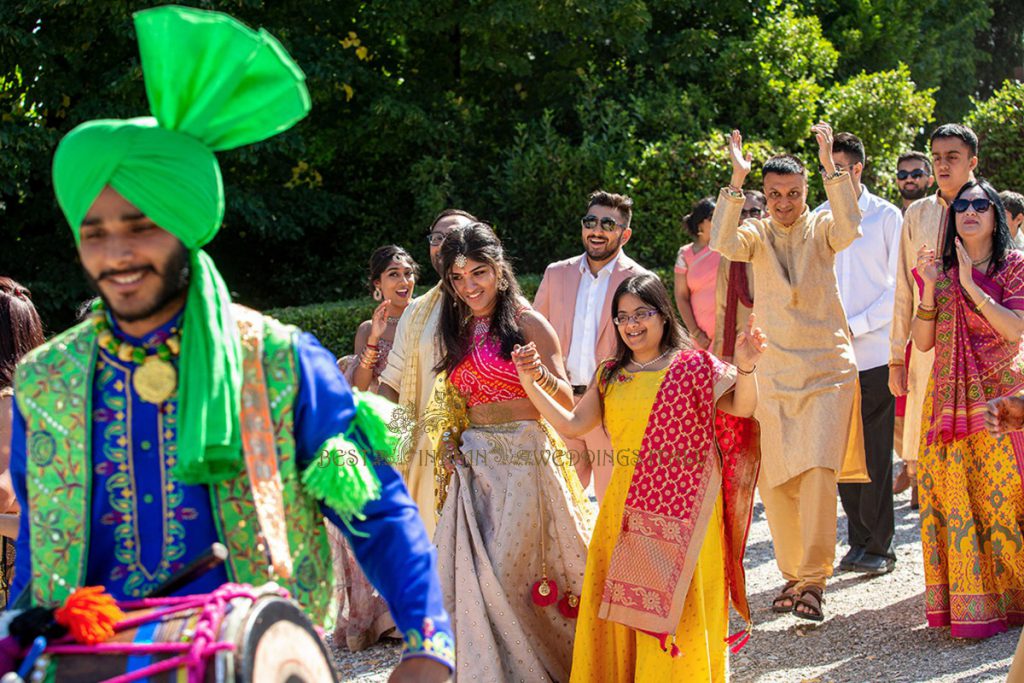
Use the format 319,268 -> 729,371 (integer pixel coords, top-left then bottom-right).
513,273 -> 765,681
911,180 -> 1024,639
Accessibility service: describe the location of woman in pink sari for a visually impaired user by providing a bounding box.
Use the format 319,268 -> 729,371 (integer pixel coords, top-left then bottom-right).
674,197 -> 720,350
911,179 -> 1024,639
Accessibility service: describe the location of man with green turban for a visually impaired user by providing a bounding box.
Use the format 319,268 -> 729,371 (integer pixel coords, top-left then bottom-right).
8,6 -> 453,680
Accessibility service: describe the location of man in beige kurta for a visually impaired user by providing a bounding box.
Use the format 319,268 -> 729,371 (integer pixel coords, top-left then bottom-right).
711,124 -> 867,618
888,125 -> 978,497
379,209 -> 477,536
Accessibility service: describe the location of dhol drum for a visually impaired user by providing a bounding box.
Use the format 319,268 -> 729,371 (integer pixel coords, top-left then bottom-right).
29,583 -> 339,683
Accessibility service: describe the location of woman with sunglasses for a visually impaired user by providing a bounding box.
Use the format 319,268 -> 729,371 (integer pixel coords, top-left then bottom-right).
513,273 -> 765,681
673,197 -> 719,350
911,179 -> 1024,639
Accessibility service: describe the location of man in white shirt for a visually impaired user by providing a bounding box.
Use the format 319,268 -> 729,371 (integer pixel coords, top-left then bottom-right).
815,133 -> 903,575
533,190 -> 649,501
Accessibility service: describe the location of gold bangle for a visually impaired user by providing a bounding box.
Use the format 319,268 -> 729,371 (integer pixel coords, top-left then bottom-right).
915,307 -> 937,321
977,296 -> 991,312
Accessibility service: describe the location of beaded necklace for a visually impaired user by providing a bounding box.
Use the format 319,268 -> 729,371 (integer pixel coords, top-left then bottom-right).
91,301 -> 181,404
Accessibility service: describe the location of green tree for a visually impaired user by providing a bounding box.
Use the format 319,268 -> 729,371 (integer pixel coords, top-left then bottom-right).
824,65 -> 936,201
965,80 -> 1024,192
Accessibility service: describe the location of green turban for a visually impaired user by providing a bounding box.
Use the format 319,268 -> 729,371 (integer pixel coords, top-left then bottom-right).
52,5 -> 311,484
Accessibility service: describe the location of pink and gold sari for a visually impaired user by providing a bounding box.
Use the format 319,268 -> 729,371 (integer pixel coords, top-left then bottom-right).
920,251 -> 1024,638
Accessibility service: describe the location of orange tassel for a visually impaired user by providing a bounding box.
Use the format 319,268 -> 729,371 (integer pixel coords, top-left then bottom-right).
53,586 -> 125,645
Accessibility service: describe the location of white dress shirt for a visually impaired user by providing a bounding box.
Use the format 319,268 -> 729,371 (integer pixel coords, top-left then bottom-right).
816,186 -> 903,370
565,252 -> 620,385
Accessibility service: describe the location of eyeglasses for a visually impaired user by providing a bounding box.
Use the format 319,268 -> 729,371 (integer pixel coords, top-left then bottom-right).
581,214 -> 626,232
896,169 -> 929,181
951,198 -> 992,214
426,232 -> 446,247
740,208 -> 764,219
613,308 -> 659,326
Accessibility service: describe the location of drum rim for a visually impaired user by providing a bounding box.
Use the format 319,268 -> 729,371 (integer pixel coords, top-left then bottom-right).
236,596 -> 340,683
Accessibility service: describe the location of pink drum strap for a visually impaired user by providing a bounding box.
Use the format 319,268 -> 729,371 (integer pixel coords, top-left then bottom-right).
45,584 -> 290,683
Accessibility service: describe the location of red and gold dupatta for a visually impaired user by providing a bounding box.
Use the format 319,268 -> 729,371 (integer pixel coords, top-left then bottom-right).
929,254 -> 1024,454
598,349 -> 761,649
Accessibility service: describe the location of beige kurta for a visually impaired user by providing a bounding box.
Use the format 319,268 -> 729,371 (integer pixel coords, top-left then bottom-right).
889,194 -> 949,464
378,285 -> 443,536
711,258 -> 754,363
710,174 -> 868,488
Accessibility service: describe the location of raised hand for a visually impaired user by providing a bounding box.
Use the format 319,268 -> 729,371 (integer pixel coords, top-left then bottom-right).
916,244 -> 939,285
368,300 -> 391,344
985,396 -> 1024,436
953,237 -> 979,292
728,129 -> 752,188
733,313 -> 767,372
811,121 -> 835,174
511,342 -> 543,383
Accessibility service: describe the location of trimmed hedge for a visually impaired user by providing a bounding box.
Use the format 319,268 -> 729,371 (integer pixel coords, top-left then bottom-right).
268,268 -> 674,357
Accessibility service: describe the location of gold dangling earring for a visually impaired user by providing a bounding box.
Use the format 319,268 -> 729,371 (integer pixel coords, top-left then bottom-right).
373,287 -> 383,302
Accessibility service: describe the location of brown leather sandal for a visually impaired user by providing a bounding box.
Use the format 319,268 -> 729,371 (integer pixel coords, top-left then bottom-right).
793,586 -> 825,622
771,580 -> 799,613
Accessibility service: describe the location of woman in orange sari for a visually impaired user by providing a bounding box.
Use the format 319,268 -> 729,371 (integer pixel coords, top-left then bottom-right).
911,179 -> 1024,639
513,273 -> 765,681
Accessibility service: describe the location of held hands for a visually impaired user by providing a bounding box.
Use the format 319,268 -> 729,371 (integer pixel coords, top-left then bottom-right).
811,122 -> 836,174
511,342 -> 543,384
733,313 -> 767,372
985,396 -> 1024,436
916,244 -> 939,285
368,300 -> 392,343
728,129 -> 752,188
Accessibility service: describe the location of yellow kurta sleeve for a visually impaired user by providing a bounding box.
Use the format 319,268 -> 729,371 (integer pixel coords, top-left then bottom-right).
711,188 -> 760,262
890,204 -> 920,363
822,174 -> 862,254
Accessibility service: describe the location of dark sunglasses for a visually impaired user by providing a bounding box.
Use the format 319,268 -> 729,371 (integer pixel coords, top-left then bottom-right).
896,169 -> 929,180
581,214 -> 625,232
951,198 -> 992,214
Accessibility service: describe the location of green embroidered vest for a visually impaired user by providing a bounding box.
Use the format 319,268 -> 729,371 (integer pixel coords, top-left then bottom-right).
13,310 -> 332,621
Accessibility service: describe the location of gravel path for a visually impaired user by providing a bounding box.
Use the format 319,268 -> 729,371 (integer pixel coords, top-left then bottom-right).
329,482 -> 1019,682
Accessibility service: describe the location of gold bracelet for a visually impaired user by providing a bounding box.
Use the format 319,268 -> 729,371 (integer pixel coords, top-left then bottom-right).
977,296 -> 991,312
915,306 -> 937,321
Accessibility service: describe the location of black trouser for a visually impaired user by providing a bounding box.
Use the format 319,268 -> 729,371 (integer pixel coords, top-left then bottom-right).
839,364 -> 896,559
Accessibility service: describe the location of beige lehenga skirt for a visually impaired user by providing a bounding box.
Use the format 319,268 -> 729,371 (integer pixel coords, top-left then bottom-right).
435,419 -> 594,682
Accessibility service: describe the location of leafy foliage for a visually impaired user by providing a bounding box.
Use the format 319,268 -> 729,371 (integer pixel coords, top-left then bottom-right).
966,80 -> 1024,193
0,0 -> 1018,333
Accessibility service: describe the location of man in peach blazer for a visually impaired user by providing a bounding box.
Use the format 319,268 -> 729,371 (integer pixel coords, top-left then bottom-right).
534,190 -> 651,502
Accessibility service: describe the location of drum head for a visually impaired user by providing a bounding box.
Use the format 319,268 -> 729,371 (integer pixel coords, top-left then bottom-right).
237,597 -> 339,683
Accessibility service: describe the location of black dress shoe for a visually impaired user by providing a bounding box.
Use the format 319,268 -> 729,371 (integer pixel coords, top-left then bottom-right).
852,553 -> 895,576
838,545 -> 865,571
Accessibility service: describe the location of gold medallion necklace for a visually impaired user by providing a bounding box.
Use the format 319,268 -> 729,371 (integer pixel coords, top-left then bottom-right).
92,302 -> 181,404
